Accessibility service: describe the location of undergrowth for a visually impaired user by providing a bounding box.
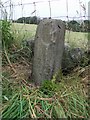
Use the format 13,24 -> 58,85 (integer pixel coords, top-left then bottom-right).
2,20 -> 34,68
2,71 -> 90,119
1,21 -> 90,119
2,20 -> 14,49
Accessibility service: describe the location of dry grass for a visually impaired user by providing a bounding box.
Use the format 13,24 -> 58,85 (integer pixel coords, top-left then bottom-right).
2,46 -> 89,118
2,22 -> 89,119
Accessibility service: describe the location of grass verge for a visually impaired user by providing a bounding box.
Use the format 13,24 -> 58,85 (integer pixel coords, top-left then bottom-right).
2,68 -> 90,119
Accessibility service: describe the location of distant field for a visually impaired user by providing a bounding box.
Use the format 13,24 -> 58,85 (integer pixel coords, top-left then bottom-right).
11,23 -> 37,46
12,23 -> 88,49
12,23 -> 37,39
65,30 -> 88,50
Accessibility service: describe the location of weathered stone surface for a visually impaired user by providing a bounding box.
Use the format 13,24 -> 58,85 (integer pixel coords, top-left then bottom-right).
26,39 -> 34,48
26,39 -> 35,56
62,43 -> 85,73
32,19 -> 65,85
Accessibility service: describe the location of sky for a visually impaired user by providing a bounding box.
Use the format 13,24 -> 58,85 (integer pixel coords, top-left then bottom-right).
0,0 -> 90,20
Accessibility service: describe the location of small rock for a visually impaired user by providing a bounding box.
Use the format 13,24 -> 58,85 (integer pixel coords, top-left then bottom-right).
26,39 -> 35,56
62,43 -> 85,73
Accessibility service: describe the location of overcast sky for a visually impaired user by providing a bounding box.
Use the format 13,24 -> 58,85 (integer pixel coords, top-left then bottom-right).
1,0 -> 90,20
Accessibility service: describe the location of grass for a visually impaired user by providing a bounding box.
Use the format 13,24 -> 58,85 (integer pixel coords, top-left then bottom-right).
2,22 -> 89,119
11,23 -> 37,47
2,70 -> 90,118
65,30 -> 88,50
11,23 -> 88,50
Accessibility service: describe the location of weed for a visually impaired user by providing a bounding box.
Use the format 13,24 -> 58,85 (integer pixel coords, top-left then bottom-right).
2,20 -> 14,49
40,80 -> 57,96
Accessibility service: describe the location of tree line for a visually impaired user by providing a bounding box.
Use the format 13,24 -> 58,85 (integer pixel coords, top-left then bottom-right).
14,16 -> 40,25
65,20 -> 90,32
14,16 -> 90,32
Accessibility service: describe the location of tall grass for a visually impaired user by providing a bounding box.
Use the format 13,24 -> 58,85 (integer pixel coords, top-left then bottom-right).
11,23 -> 37,48
2,20 -> 14,49
2,74 -> 89,119
65,30 -> 88,50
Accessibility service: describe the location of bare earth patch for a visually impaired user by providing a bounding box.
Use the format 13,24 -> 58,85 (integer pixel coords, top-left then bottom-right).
2,62 -> 32,83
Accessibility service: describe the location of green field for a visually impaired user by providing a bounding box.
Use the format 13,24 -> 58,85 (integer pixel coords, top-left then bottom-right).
12,23 -> 88,50
12,23 -> 37,41
65,30 -> 88,49
11,23 -> 37,47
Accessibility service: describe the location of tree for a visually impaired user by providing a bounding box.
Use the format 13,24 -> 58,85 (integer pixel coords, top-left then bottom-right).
16,16 -> 41,24
16,17 -> 26,23
79,20 -> 90,32
67,20 -> 80,32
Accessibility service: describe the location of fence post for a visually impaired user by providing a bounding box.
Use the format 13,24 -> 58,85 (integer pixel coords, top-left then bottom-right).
48,1 -> 51,18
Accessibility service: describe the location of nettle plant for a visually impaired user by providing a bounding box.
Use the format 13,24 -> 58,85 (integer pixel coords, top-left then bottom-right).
2,20 -> 14,50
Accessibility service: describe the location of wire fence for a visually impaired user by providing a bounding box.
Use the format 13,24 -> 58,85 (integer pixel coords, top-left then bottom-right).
0,0 -> 89,21
0,0 -> 89,49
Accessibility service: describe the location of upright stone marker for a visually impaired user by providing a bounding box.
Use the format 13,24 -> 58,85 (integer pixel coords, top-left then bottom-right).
33,19 -> 65,85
